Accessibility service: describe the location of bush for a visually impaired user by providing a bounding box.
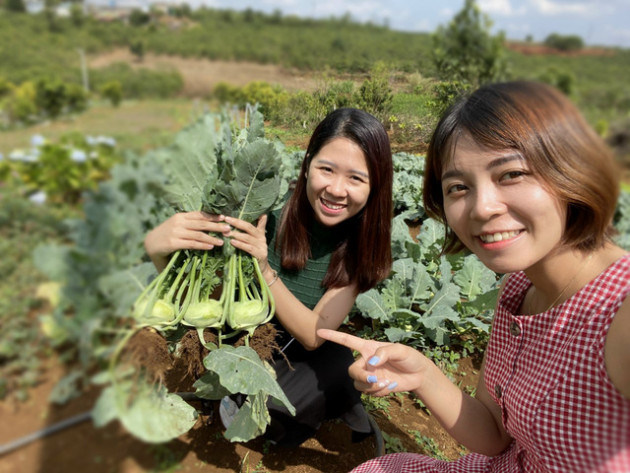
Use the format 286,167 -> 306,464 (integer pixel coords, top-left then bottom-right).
35,77 -> 67,119
544,33 -> 584,52
537,67 -> 576,96
90,62 -> 183,99
212,81 -> 244,104
428,80 -> 472,117
100,80 -> 123,107
241,81 -> 289,122
4,133 -> 122,204
353,65 -> 393,121
65,83 -> 88,114
5,81 -> 38,123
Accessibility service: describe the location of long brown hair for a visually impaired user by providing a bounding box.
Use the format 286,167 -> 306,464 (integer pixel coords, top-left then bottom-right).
423,80 -> 620,253
278,108 -> 393,293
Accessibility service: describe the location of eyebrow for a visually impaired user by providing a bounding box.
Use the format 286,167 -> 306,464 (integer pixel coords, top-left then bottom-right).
441,153 -> 525,180
316,158 -> 370,179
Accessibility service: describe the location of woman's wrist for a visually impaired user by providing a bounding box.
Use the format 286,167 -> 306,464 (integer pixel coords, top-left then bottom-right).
261,264 -> 278,286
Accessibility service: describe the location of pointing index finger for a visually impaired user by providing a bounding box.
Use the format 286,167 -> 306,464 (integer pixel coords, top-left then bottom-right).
317,328 -> 371,354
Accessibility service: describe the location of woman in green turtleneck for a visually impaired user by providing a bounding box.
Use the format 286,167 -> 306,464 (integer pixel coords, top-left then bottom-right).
145,108 -> 394,447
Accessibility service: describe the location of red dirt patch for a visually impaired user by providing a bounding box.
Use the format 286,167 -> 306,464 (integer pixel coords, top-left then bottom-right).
506,41 -> 615,57
0,350 -> 479,473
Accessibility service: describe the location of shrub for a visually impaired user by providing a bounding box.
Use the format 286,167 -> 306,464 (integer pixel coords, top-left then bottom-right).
65,83 -> 88,113
90,63 -> 183,99
35,77 -> 67,119
100,80 -> 123,107
544,33 -> 584,52
5,81 -> 38,123
428,80 -> 472,117
241,81 -> 288,122
354,65 -> 393,121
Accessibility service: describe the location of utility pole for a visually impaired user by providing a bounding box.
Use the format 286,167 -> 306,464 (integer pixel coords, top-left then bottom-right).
76,48 -> 90,93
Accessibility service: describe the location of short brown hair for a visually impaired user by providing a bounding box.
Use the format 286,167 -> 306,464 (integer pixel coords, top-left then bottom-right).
423,80 -> 620,253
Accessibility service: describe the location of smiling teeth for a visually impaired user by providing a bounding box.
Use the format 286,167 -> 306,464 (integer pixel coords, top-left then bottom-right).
480,231 -> 520,243
322,199 -> 345,210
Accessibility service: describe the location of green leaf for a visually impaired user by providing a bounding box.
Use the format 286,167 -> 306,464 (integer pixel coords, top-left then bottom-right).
454,254 -> 497,300
356,288 -> 391,322
159,114 -> 221,211
224,392 -> 270,442
203,345 -> 294,412
98,263 -> 157,317
93,381 -> 198,443
32,243 -> 71,281
193,371 -> 232,400
203,140 -> 282,222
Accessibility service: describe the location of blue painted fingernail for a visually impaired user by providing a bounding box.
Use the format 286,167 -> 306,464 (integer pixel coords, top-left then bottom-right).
367,375 -> 378,383
387,382 -> 398,390
368,356 -> 380,366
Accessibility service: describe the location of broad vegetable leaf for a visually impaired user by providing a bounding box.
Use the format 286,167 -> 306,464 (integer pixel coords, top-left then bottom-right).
196,345 -> 295,442
202,140 -> 281,222
93,381 -> 198,443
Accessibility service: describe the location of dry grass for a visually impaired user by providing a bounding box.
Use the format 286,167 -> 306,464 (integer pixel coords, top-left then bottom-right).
1,99 -> 202,155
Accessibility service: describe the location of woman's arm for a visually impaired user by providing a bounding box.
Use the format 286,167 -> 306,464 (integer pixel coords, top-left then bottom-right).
144,211 -> 229,271
317,329 -> 512,456
225,214 -> 357,350
605,294 -> 630,399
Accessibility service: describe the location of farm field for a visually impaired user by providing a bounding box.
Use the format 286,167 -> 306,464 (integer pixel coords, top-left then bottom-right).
2,18 -> 629,473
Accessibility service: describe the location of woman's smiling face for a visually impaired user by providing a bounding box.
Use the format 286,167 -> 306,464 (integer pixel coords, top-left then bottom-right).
441,133 -> 567,274
306,137 -> 371,227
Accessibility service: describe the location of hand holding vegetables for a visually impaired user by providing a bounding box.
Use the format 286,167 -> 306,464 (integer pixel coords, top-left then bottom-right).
144,211 -> 229,271
225,214 -> 276,281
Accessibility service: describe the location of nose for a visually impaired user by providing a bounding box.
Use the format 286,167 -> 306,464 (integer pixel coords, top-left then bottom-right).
326,175 -> 347,197
470,187 -> 505,220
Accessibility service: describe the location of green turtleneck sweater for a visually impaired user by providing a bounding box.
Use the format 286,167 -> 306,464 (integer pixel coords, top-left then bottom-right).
265,209 -> 347,310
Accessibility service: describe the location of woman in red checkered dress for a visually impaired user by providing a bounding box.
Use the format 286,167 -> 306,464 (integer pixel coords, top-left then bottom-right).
319,81 -> 630,472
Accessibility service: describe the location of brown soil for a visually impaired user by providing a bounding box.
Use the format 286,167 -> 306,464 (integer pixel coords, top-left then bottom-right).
89,49 -> 322,97
506,41 -> 616,57
0,330 -> 479,473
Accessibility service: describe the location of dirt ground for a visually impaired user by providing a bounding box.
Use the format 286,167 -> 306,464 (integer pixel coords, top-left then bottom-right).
0,345 -> 479,473
89,49 -> 323,97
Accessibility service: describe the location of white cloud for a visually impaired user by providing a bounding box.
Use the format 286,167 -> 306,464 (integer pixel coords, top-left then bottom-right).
478,0 -> 515,15
528,0 -> 598,16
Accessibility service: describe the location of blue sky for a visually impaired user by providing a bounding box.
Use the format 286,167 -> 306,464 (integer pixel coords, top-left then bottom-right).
176,0 -> 630,48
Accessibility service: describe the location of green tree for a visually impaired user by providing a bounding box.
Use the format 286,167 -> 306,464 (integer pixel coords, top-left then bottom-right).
544,33 -> 584,52
353,62 -> 393,121
431,0 -> 507,88
129,40 -> 145,62
100,80 -> 123,107
5,0 -> 26,13
35,77 -> 67,118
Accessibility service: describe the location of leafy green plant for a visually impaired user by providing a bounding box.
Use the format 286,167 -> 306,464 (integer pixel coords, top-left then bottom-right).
382,431 -> 406,453
356,214 -> 499,351
91,107 -> 295,443
100,80 -> 123,107
409,430 -> 449,460
4,133 -> 121,204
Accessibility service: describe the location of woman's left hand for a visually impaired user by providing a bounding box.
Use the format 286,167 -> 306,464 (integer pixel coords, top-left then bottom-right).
224,214 -> 271,273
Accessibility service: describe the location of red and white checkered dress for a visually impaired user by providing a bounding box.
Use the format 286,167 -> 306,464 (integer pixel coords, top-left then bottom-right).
352,253 -> 630,473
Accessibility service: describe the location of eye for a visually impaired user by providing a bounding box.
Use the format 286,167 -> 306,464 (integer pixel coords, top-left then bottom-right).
500,170 -> 527,182
445,183 -> 467,195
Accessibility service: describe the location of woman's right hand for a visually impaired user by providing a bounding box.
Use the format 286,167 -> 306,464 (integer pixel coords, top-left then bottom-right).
317,329 -> 429,396
144,211 -> 230,270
